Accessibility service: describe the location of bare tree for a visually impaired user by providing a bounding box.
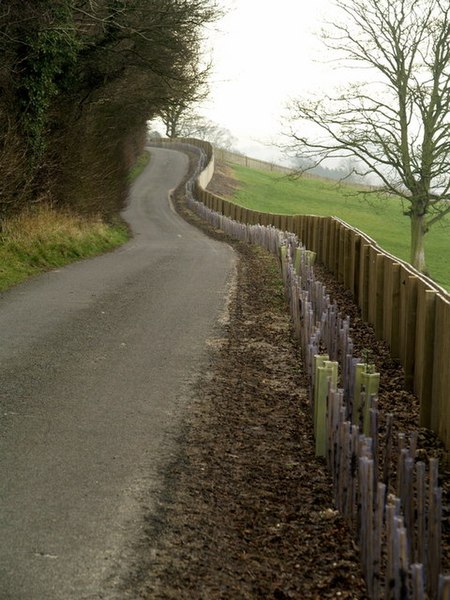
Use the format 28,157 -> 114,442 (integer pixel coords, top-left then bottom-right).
176,113 -> 237,150
159,63 -> 212,138
285,0 -> 450,274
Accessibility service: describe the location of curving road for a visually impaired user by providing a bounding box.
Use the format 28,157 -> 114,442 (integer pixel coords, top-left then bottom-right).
0,148 -> 235,599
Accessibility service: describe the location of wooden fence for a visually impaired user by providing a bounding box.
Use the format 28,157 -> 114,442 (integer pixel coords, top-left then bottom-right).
171,148 -> 450,597
282,233 -> 448,599
158,138 -> 450,453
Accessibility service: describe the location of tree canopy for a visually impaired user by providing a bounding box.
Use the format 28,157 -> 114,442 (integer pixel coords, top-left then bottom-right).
0,0 -> 220,218
285,0 -> 450,274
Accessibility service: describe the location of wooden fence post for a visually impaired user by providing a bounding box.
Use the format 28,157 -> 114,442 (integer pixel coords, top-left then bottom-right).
368,248 -> 385,340
401,275 -> 419,391
321,218 -> 330,268
328,219 -> 336,274
223,200 -> 231,218
374,254 -> 385,340
385,262 -> 401,359
286,215 -> 294,235
343,228 -> 352,291
273,214 -> 281,230
358,244 -> 370,321
431,295 -> 450,449
338,223 -> 345,283
312,216 -> 321,256
351,233 -> 361,301
334,220 -> 341,278
415,285 -> 437,429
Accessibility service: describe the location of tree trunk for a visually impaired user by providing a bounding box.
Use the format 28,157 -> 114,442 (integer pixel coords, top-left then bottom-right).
410,212 -> 427,274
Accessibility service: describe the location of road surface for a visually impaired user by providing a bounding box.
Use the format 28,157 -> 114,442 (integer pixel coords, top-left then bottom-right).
0,148 -> 235,599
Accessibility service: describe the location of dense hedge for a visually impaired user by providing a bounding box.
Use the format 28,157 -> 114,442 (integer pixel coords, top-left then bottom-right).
0,0 -> 218,219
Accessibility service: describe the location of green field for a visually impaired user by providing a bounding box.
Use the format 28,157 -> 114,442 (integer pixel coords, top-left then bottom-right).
230,164 -> 450,291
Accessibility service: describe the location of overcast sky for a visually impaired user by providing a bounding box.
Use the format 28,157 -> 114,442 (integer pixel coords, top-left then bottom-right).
200,0 -> 345,161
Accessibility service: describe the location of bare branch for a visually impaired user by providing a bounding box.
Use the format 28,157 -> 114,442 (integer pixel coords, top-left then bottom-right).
284,0 -> 450,273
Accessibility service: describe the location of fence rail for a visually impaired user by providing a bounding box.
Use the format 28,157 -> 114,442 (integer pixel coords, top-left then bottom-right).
157,138 -> 450,453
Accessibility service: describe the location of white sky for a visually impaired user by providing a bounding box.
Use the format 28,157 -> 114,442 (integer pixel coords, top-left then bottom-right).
200,0 -> 345,161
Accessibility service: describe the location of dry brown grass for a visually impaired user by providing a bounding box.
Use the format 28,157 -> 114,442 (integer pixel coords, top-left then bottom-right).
0,205 -> 128,290
2,205 -> 108,242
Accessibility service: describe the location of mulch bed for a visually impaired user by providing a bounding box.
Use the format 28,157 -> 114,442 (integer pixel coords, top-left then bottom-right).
137,242 -> 368,599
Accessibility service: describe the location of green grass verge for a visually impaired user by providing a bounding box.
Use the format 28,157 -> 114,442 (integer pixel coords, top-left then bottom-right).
0,151 -> 153,292
0,207 -> 129,291
230,164 -> 450,291
127,151 -> 151,183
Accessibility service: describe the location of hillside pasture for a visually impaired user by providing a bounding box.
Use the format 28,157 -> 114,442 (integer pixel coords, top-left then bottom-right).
229,164 -> 450,291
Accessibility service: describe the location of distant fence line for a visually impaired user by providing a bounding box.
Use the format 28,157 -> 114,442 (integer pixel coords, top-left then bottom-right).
157,138 -> 450,453
213,147 -> 356,184
213,147 -> 294,175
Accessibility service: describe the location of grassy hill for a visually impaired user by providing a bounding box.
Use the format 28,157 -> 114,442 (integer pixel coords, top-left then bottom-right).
228,164 -> 450,291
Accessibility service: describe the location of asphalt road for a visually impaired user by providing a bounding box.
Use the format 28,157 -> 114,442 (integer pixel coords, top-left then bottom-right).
0,148 -> 235,599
